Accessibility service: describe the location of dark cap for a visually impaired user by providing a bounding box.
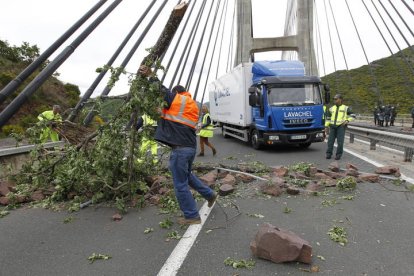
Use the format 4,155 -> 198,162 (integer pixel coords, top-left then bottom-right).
333,94 -> 343,100
172,85 -> 186,93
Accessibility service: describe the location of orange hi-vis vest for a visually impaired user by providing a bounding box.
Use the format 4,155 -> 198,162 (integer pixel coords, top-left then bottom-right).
162,92 -> 199,129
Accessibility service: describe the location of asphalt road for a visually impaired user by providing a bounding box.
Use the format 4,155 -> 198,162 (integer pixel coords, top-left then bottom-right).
1,130 -> 413,275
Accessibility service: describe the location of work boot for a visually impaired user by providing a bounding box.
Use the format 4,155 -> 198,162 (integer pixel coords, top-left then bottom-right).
326,155 -> 332,159
335,155 -> 341,160
207,192 -> 217,208
177,217 -> 201,225
197,152 -> 204,157
212,148 -> 217,156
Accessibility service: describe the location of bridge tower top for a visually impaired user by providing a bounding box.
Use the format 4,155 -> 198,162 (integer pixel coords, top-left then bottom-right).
235,0 -> 318,76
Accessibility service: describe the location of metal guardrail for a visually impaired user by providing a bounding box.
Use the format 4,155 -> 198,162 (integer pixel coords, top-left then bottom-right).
0,141 -> 65,157
347,125 -> 414,162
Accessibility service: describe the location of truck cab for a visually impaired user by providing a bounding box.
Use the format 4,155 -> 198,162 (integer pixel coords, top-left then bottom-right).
249,76 -> 328,149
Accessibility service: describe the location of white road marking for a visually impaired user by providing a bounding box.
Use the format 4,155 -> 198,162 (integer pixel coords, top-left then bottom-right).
157,202 -> 214,276
344,147 -> 414,184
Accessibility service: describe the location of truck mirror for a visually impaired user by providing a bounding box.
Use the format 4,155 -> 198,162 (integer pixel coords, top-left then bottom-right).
248,87 -> 257,94
249,93 -> 258,106
325,91 -> 331,104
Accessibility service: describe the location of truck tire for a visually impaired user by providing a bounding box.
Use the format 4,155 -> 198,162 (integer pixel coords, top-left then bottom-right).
299,142 -> 311,148
251,129 -> 263,150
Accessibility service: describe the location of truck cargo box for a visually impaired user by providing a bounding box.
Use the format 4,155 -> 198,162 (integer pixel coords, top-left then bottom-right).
209,63 -> 253,127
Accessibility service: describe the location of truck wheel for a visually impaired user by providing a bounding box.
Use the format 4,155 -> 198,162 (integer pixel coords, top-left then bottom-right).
251,129 -> 263,150
299,142 -> 311,148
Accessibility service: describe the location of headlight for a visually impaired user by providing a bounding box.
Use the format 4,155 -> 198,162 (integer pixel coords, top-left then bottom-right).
316,132 -> 324,138
269,135 -> 279,141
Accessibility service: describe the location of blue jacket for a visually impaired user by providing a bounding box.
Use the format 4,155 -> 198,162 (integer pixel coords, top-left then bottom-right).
154,85 -> 197,148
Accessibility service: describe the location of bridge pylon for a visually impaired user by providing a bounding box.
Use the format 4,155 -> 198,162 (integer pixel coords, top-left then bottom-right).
235,0 -> 318,76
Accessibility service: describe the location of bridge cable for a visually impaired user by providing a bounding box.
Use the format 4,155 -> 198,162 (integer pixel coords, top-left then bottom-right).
169,0 -> 207,88
226,1 -> 237,72
0,0 -> 122,128
68,0 -> 158,122
215,0 -> 231,79
159,0 -> 196,83
370,0 -> 414,74
83,0 -> 169,125
378,0 -> 414,55
328,0 -> 359,109
387,0 -> 414,38
184,0 -> 217,91
0,0 -> 108,105
191,0 -> 223,100
400,0 -> 414,16
362,0 -> 414,97
322,0 -> 339,91
344,0 -> 383,105
314,0 -> 327,76
199,0 -> 228,105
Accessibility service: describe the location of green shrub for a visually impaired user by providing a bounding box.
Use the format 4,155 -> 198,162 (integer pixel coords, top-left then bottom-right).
2,125 -> 24,136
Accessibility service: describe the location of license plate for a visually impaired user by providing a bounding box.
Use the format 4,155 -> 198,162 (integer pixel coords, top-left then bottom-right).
291,135 -> 306,140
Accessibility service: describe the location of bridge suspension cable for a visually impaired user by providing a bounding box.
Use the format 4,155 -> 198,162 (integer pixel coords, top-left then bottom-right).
0,0 -> 108,106
68,0 -> 158,122
83,0 -> 169,125
0,0 -> 122,128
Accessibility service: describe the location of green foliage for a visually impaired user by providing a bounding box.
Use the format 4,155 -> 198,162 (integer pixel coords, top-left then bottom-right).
224,257 -> 256,269
166,230 -> 182,240
327,225 -> 348,246
159,218 -> 174,229
87,253 -> 111,264
337,176 -> 357,191
289,162 -> 313,175
143,227 -> 154,234
11,55 -> 166,212
0,209 -> 10,218
2,125 -> 24,136
321,47 -> 414,114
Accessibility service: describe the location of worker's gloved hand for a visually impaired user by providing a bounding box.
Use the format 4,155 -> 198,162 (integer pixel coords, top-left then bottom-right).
138,65 -> 152,77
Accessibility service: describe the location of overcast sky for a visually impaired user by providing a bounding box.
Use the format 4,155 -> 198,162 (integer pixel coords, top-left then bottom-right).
1,0 -> 413,102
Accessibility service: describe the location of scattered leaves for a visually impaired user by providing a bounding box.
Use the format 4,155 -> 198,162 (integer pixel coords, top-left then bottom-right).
0,210 -> 10,218
283,206 -> 292,213
144,227 -> 154,234
337,176 -> 357,191
63,216 -> 75,224
321,199 -> 338,207
246,213 -> 264,218
159,218 -> 173,229
224,257 -> 255,269
317,255 -> 326,261
87,253 -> 112,264
327,225 -> 348,246
166,230 -> 182,240
341,195 -> 354,200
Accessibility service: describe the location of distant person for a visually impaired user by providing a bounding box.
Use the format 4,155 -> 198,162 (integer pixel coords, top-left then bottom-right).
197,105 -> 217,157
139,65 -> 217,225
390,106 -> 397,126
384,105 -> 391,127
37,105 -> 62,142
373,106 -> 379,126
378,105 -> 385,127
325,94 -> 354,160
411,106 -> 414,128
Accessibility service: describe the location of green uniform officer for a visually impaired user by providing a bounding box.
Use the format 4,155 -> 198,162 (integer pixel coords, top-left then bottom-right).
37,105 -> 62,142
325,94 -> 353,160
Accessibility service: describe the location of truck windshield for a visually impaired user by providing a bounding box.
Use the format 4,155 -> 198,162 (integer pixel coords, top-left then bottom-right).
267,83 -> 322,106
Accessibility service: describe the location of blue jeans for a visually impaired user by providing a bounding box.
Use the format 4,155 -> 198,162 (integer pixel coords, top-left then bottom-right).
169,147 -> 214,219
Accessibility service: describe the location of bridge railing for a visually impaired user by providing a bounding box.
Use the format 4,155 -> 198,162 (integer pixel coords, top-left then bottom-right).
347,125 -> 414,162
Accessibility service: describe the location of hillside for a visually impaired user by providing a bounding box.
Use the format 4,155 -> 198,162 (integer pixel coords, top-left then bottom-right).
0,40 -> 80,135
321,47 -> 414,114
